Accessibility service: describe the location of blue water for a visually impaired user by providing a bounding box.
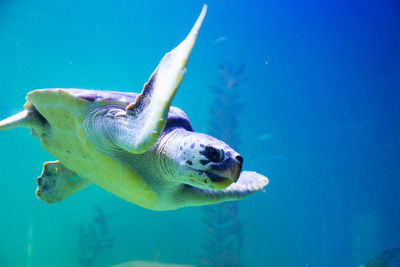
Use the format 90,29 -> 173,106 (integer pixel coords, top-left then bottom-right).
0,0 -> 399,266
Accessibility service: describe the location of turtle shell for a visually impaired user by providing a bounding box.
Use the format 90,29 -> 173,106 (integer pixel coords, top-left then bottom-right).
25,88 -> 161,208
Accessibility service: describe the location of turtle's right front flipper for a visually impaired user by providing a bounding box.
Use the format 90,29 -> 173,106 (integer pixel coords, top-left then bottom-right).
177,171 -> 269,208
84,5 -> 207,154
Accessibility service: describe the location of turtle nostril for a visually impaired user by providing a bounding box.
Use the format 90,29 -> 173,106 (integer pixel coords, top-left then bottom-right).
235,155 -> 243,164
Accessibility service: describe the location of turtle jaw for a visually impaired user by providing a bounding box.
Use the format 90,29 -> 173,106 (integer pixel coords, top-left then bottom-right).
187,160 -> 242,190
203,171 -> 234,190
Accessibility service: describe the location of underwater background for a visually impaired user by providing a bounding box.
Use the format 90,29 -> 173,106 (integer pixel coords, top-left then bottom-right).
0,0 -> 399,266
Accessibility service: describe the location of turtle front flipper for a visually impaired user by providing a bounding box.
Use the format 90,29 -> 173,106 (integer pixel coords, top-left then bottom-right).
36,161 -> 91,203
84,5 -> 207,154
0,107 -> 46,138
123,5 -> 207,153
177,171 -> 269,208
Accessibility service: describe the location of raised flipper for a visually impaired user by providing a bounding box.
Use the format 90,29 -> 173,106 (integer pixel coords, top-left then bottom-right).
84,5 -> 207,154
36,161 -> 91,203
177,171 -> 269,208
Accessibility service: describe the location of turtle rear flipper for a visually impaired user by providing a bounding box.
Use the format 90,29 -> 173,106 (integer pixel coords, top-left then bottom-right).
85,5 -> 207,154
36,161 -> 91,203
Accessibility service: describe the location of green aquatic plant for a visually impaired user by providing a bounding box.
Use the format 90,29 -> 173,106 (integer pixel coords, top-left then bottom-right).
78,205 -> 114,267
201,63 -> 246,267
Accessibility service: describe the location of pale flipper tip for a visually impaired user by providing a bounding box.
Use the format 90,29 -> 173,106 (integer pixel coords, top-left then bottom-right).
0,110 -> 31,131
174,4 -> 207,64
227,171 -> 269,193
152,3 -> 208,92
0,109 -> 45,137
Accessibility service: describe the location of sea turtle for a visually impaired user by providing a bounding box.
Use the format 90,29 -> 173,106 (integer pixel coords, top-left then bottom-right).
0,5 -> 268,211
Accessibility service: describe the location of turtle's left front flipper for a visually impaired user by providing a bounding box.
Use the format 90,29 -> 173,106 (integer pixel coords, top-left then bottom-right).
178,171 -> 269,208
85,5 -> 207,154
0,108 -> 46,137
36,161 -> 91,203
122,5 -> 207,153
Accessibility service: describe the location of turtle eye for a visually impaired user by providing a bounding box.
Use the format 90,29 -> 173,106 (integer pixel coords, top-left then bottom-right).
205,146 -> 224,162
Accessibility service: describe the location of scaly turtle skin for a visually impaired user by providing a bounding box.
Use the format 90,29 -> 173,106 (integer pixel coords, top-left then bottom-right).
0,5 -> 268,211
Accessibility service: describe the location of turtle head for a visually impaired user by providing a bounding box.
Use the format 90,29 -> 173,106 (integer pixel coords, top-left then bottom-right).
172,131 -> 243,190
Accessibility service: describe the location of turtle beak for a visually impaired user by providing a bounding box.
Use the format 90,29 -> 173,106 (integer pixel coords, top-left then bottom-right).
231,155 -> 243,182
208,154 -> 243,189
226,155 -> 243,183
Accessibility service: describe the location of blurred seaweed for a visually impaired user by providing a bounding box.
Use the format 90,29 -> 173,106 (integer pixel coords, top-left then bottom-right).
201,63 -> 246,267
78,205 -> 115,267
